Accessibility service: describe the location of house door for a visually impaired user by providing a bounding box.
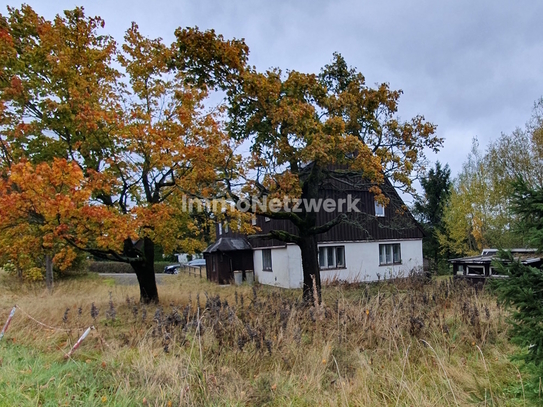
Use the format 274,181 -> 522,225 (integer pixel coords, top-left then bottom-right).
209,255 -> 218,283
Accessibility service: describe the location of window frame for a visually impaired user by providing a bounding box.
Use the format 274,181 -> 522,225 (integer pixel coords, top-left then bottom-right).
466,266 -> 485,276
262,249 -> 272,271
456,264 -> 464,275
490,266 -> 507,278
318,246 -> 346,270
374,201 -> 385,217
379,243 -> 402,266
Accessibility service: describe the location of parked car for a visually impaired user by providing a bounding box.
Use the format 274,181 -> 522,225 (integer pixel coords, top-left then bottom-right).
163,263 -> 181,274
187,259 -> 206,267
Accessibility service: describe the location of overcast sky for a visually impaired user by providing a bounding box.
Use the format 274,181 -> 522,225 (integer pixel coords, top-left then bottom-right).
2,0 -> 543,185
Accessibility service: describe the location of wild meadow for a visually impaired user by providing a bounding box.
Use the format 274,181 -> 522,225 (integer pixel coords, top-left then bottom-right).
0,271 -> 533,406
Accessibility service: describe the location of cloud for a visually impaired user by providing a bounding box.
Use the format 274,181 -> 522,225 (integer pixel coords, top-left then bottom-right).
2,0 -> 542,177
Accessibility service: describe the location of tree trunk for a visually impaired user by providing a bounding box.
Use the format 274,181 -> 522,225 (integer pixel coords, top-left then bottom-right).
299,163 -> 322,304
129,237 -> 159,304
299,234 -> 321,304
45,254 -> 53,293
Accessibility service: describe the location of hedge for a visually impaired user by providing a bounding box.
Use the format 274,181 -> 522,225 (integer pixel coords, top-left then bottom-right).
87,261 -> 174,274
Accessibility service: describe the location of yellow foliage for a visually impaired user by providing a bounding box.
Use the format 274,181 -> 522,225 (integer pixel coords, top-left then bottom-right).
439,138 -> 523,257
23,267 -> 45,282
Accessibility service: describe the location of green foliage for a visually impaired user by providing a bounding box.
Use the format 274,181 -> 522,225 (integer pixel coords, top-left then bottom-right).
492,253 -> 543,403
493,252 -> 543,366
439,138 -> 523,257
492,177 -> 543,402
413,161 -> 451,268
414,162 -> 451,226
153,244 -> 177,263
509,177 -> 543,250
441,100 -> 543,259
486,98 -> 543,190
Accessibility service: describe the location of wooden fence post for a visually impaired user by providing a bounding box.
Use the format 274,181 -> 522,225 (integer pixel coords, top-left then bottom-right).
45,254 -> 53,293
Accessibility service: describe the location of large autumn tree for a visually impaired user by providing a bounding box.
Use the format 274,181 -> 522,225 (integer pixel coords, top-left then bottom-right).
0,6 -> 247,302
189,53 -> 441,301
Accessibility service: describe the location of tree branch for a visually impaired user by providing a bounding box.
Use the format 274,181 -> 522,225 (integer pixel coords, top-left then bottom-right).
248,230 -> 301,244
63,237 -> 139,264
308,213 -> 347,235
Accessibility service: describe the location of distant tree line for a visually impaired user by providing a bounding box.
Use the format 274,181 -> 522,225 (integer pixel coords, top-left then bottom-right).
414,98 -> 543,272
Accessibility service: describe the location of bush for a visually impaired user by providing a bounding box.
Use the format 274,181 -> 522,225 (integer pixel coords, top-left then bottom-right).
88,261 -> 174,274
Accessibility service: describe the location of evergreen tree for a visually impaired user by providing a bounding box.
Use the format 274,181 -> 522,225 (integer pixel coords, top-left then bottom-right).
413,161 -> 451,270
493,177 -> 543,399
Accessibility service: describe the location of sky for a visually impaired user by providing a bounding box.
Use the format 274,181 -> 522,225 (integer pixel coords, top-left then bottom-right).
2,0 -> 543,186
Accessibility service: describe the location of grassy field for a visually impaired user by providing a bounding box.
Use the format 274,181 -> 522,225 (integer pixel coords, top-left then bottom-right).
0,271 -> 533,406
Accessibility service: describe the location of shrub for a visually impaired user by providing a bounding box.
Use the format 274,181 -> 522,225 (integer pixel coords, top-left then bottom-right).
87,261 -> 174,274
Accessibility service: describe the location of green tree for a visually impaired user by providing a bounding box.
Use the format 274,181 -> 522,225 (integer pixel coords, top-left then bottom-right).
413,161 -> 451,270
440,99 -> 543,258
492,178 -> 543,400
487,97 -> 543,190
439,138 -> 521,257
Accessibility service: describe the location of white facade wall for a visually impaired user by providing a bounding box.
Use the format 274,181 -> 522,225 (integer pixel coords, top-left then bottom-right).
254,245 -> 302,288
253,239 -> 423,289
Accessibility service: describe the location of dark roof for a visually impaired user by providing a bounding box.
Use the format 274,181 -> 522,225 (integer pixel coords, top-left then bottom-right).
449,249 -> 542,264
250,178 -> 424,248
203,237 -> 252,253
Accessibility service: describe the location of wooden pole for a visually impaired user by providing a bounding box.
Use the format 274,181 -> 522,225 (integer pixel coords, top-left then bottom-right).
45,254 -> 53,293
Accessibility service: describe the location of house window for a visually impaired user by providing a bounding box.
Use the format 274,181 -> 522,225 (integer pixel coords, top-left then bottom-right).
224,221 -> 229,233
379,243 -> 401,265
375,202 -> 385,217
251,215 -> 257,226
456,265 -> 464,275
318,246 -> 346,269
218,223 -> 222,235
262,249 -> 272,271
490,266 -> 507,277
467,266 -> 484,276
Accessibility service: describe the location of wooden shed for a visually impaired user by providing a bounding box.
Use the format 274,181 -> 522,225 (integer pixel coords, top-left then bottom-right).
203,237 -> 254,284
450,248 -> 543,281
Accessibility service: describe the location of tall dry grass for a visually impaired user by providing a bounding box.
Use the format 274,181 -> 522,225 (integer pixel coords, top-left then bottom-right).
0,271 -> 527,406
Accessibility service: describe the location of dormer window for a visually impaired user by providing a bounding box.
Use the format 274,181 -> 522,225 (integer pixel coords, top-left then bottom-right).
375,202 -> 385,217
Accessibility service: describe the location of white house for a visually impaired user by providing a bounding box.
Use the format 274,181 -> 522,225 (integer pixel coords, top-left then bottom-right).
253,239 -> 423,289
204,177 -> 424,287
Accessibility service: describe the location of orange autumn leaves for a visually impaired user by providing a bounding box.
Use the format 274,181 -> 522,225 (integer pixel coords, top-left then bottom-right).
0,158 -> 219,276
0,5 -> 442,284
0,6 -> 247,280
0,159 -> 131,275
